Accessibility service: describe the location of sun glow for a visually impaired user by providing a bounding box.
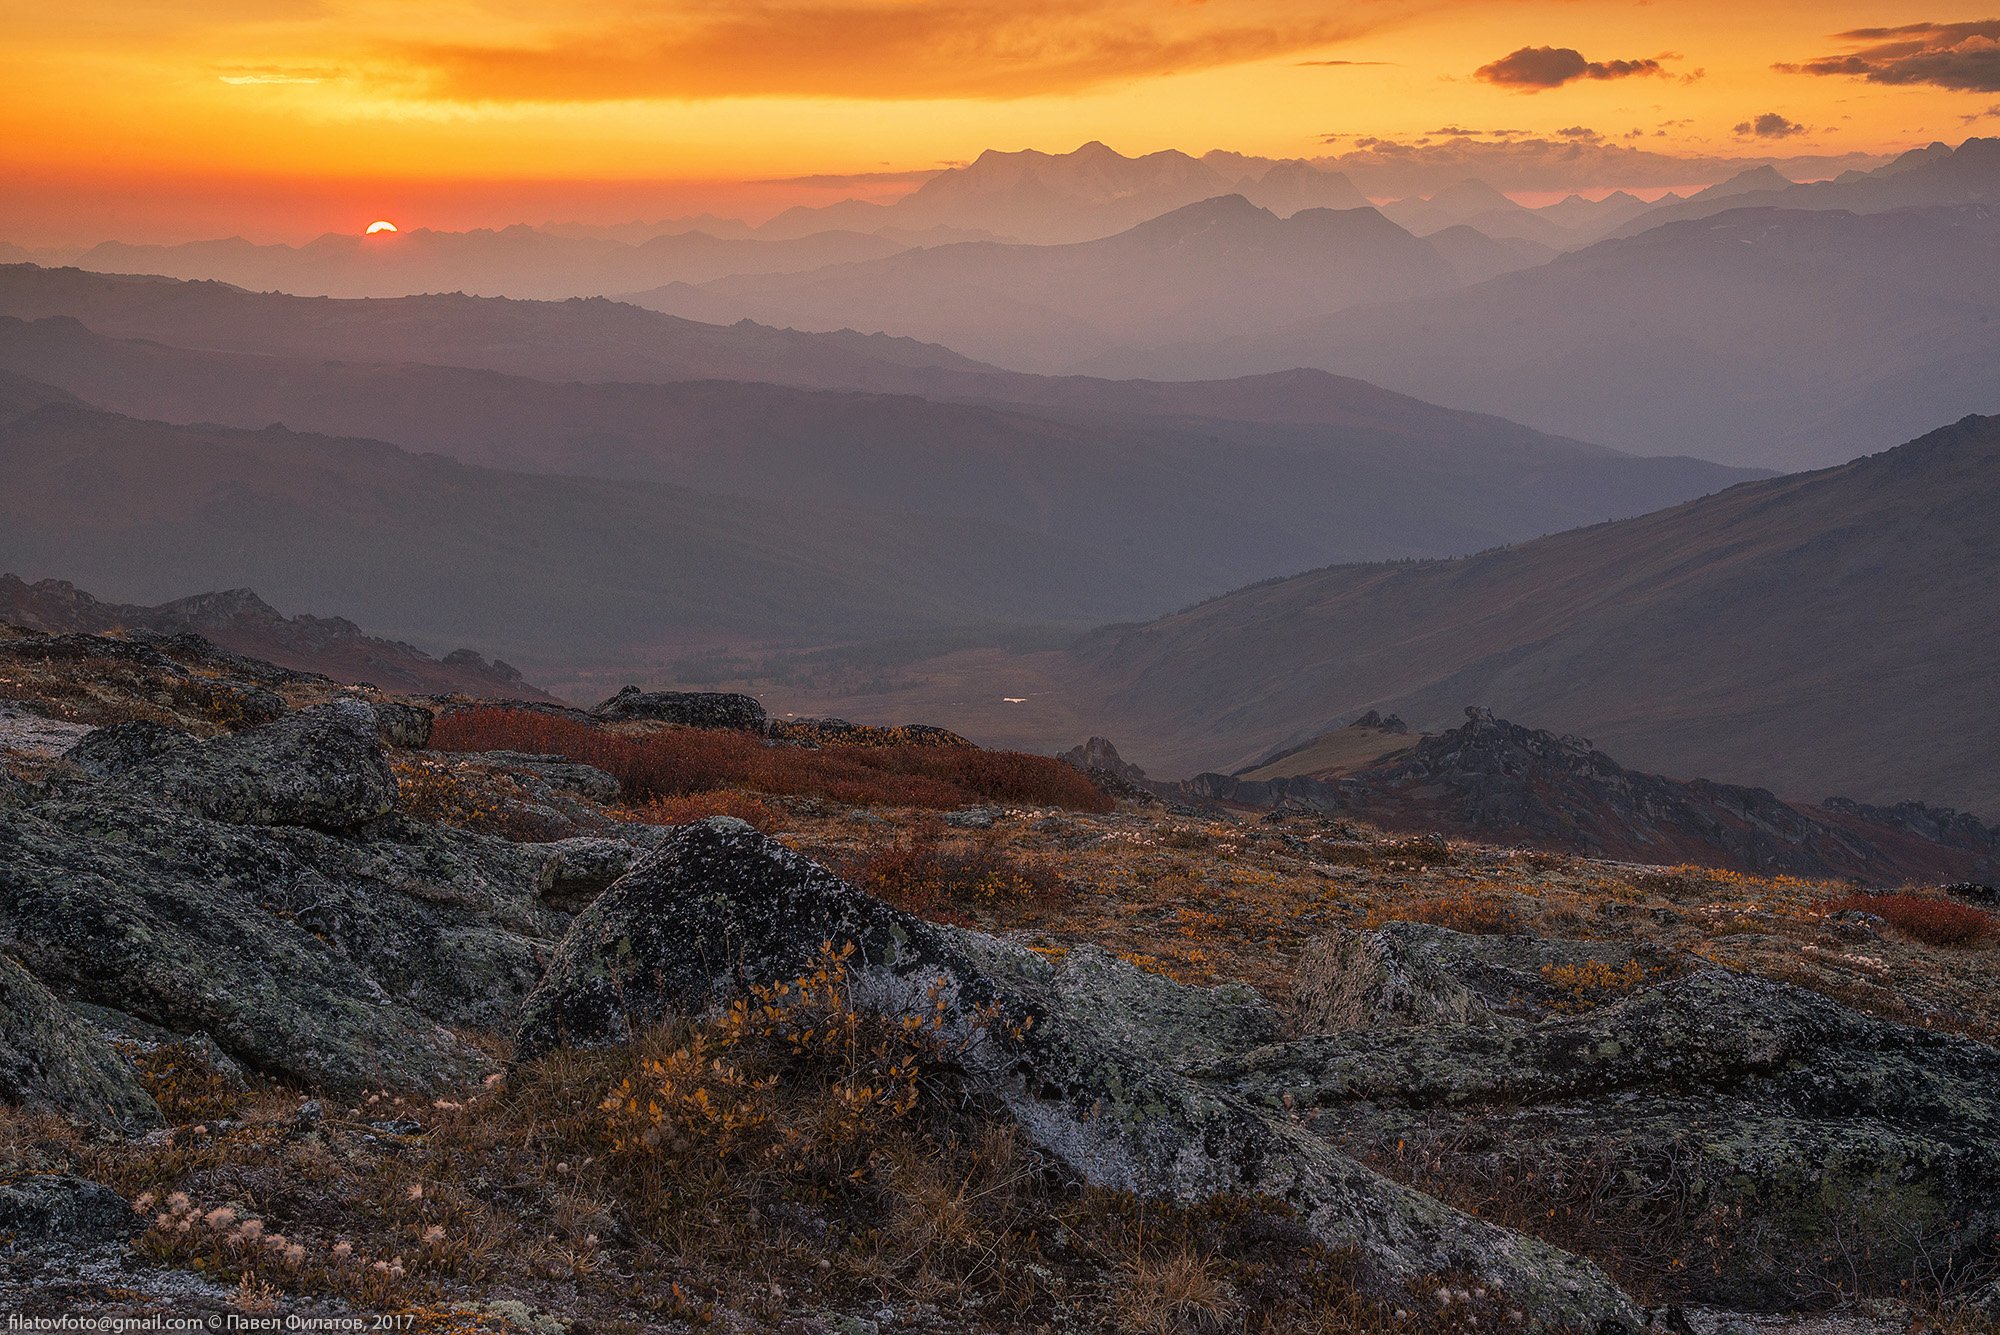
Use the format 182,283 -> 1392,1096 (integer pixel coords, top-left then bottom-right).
365,219 -> 398,234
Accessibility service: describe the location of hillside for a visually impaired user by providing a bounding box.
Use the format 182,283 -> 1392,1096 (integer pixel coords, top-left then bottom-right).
0,316 -> 1759,593
0,404 -> 1162,669
629,197 -> 1484,372
1063,415 -> 2000,818
71,226 -> 911,301
1095,204 -> 2000,470
0,575 -> 547,699
1185,709 -> 1999,886
0,264 -> 990,394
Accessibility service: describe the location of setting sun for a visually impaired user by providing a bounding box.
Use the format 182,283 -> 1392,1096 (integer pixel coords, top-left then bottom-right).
365,219 -> 398,234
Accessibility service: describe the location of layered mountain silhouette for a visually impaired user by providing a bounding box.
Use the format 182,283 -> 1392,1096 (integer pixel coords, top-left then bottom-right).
1601,137 -> 2000,238
0,319 -> 1755,660
1095,203 -> 2000,470
627,196 -> 1530,372
0,575 -> 546,699
758,142 -> 1375,244
0,264 -> 989,394
69,226 -> 915,301
1061,415 -> 2000,819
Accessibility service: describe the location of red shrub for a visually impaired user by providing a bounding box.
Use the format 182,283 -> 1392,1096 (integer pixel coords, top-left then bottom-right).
838,822 -> 1068,919
428,707 -> 1113,814
1829,892 -> 1994,948
632,792 -> 781,831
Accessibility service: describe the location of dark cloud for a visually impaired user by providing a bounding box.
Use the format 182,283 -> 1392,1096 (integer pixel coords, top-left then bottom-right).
1474,46 -> 1667,90
1734,112 -> 1811,139
1778,21 -> 2000,93
1424,126 -> 1528,137
1556,125 -> 1601,140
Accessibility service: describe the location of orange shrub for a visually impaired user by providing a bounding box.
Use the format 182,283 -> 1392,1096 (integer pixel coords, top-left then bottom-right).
428,707 -> 1113,813
1829,892 -> 1994,948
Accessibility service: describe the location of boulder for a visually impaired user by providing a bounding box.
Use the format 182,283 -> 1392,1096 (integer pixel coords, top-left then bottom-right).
0,1176 -> 143,1246
589,687 -> 766,731
515,819 -> 1643,1330
370,700 -> 434,749
0,955 -> 161,1133
1221,966 -> 2000,1308
76,701 -> 396,831
535,836 -> 640,911
0,781 -> 573,1096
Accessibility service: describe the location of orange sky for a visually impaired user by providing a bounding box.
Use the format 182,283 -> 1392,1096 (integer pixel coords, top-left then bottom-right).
5,0 -> 1998,243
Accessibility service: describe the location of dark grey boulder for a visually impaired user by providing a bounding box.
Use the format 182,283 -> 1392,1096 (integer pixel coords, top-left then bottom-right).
0,955 -> 161,1133
535,836 -> 640,911
370,700 -> 433,749
0,784 -> 575,1097
0,1176 -> 142,1245
82,701 -> 396,831
589,686 -> 766,731
60,720 -> 196,780
1223,961 -> 2000,1309
469,752 -> 621,803
515,819 -> 1643,1331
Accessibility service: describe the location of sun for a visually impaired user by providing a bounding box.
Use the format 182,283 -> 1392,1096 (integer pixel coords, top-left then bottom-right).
365,220 -> 398,234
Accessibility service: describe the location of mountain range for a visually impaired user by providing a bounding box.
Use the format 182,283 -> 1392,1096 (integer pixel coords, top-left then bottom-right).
1093,203 -> 2000,470
1058,414 -> 2000,819
626,196 -> 1533,372
0,275 -> 1757,681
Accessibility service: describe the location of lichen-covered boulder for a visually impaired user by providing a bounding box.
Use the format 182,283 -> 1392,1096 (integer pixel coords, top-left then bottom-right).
78,701 -> 396,831
0,955 -> 161,1133
0,1176 -> 143,1246
1222,967 -> 2000,1308
370,700 -> 434,749
534,836 -> 640,911
589,686 -> 766,731
515,819 -> 1643,1331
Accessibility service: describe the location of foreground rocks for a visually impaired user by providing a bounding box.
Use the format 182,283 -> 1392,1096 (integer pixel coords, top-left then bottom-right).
2,687 -> 1996,1328
518,818 -> 1646,1330
0,702 -> 647,1104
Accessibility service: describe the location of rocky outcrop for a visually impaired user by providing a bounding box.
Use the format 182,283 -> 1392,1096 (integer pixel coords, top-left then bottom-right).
0,1176 -> 143,1246
0,575 -> 550,701
0,955 -> 161,1133
1184,709 -> 1997,885
589,686 -> 767,731
0,701 -> 643,1103
516,818 -> 1645,1330
58,702 -> 397,831
1237,924 -> 2000,1308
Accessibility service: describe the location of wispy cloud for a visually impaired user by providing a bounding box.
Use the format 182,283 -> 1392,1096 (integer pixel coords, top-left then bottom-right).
387,1 -> 1399,103
1778,21 -> 2000,93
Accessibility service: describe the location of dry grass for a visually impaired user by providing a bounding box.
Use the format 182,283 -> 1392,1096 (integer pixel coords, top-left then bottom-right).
31,948 -> 1459,1333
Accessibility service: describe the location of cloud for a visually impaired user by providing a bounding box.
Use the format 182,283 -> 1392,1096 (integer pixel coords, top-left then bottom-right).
1474,46 -> 1667,90
1778,20 -> 2000,93
1734,112 -> 1810,139
388,1 -> 1397,103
